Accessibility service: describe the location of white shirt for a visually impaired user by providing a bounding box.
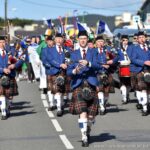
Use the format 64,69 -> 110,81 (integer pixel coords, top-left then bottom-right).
98,47 -> 104,53
0,48 -> 6,56
140,44 -> 148,51
79,46 -> 88,59
56,45 -> 63,53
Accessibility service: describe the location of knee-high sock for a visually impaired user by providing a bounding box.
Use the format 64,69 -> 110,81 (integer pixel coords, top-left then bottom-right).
141,90 -> 148,112
78,118 -> 88,141
98,92 -> 105,111
136,91 -> 141,104
0,96 -> 6,116
47,91 -> 54,107
55,93 -> 62,111
68,92 -> 72,101
120,85 -> 127,101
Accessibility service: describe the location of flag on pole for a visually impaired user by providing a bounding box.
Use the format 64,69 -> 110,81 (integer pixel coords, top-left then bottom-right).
77,22 -> 86,32
97,20 -> 113,37
46,19 -> 52,28
57,25 -> 64,34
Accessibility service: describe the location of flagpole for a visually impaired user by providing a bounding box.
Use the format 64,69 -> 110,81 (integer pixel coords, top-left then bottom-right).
73,10 -> 78,37
65,13 -> 68,33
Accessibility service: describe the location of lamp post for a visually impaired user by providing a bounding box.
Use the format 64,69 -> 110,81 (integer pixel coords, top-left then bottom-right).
4,0 -> 8,36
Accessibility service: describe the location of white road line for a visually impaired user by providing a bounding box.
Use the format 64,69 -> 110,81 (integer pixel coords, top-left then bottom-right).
45,108 -> 54,118
51,119 -> 63,132
59,135 -> 74,149
42,100 -> 49,108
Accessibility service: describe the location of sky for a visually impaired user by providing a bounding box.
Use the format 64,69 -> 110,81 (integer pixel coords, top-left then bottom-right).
0,0 -> 144,20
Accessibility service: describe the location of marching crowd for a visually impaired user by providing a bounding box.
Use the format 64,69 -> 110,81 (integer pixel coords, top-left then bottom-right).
0,28 -> 150,147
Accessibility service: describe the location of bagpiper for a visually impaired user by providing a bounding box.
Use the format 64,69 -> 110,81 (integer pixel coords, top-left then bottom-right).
0,36 -> 23,120
67,31 -> 99,147
42,33 -> 67,116
131,31 -> 150,116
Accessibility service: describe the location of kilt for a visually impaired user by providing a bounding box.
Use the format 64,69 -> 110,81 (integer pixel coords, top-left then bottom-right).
98,73 -> 115,94
47,71 -> 68,94
69,82 -> 98,116
9,78 -> 19,96
131,72 -> 150,91
119,77 -> 131,87
0,77 -> 10,98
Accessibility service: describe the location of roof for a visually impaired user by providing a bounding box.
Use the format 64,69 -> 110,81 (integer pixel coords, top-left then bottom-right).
113,28 -> 150,36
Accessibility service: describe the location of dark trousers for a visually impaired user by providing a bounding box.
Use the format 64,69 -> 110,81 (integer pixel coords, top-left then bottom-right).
26,62 -> 35,81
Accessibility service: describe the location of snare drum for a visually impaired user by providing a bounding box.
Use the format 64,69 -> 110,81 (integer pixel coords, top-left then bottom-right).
119,65 -> 130,77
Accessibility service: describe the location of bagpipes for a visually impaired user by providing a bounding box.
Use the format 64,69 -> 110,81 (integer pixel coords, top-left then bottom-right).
143,72 -> 150,83
77,81 -> 94,102
8,55 -> 17,64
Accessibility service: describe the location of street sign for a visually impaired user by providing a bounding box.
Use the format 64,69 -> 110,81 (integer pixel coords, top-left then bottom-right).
132,15 -> 141,23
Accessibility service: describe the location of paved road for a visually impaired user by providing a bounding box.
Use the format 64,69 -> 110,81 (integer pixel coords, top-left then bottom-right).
0,81 -> 150,150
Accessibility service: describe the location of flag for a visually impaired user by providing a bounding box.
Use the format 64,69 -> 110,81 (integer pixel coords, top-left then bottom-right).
47,19 -> 52,28
57,25 -> 64,34
77,22 -> 86,32
97,20 -> 113,37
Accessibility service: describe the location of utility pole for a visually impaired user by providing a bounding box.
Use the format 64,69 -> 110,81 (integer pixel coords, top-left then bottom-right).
4,0 -> 8,36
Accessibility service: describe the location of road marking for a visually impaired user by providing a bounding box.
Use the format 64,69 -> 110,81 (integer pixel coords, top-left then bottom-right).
42,100 -> 49,108
51,119 -> 63,132
59,135 -> 74,149
42,98 -> 74,149
45,108 -> 54,118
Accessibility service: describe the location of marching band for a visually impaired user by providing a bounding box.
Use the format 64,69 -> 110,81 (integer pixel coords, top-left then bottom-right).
0,27 -> 150,147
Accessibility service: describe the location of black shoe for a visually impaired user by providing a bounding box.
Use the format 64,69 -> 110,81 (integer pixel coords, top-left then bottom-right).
1,115 -> 7,120
48,106 -> 56,111
136,103 -> 142,109
122,99 -> 128,104
57,110 -> 63,117
142,110 -> 148,116
100,109 -> 106,115
82,140 -> 89,147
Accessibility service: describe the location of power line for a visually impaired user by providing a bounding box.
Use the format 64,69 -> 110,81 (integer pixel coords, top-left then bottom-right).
20,0 -> 140,12
57,0 -> 142,10
20,0 -> 86,10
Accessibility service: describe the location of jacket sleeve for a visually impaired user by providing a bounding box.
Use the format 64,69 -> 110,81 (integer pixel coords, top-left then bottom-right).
15,59 -> 24,68
131,48 -> 145,67
41,48 -> 51,68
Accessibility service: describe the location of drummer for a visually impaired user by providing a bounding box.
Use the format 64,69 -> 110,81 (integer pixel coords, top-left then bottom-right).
116,35 -> 133,104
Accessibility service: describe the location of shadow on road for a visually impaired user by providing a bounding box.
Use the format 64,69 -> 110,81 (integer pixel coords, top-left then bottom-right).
107,107 -> 128,113
10,101 -> 33,110
10,109 -> 36,117
90,133 -> 116,143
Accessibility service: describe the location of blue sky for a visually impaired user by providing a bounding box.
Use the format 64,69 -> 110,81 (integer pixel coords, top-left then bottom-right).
0,0 -> 143,20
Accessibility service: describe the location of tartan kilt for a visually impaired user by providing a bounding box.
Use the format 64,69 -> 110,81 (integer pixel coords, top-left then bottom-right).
9,78 -> 19,96
47,71 -> 67,94
119,77 -> 131,87
131,72 -> 150,91
0,78 -> 10,98
65,76 -> 71,93
98,73 -> 115,93
69,84 -> 98,116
